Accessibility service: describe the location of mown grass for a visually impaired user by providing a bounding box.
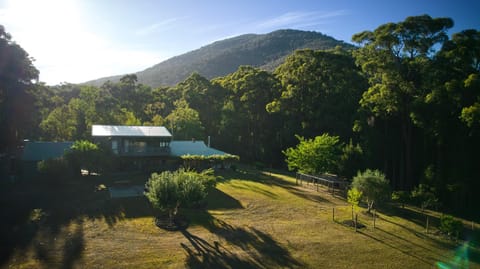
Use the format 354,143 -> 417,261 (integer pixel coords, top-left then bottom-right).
1,167 -> 479,268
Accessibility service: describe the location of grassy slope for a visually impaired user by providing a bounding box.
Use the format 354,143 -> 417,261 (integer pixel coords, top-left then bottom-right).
2,168 -> 479,269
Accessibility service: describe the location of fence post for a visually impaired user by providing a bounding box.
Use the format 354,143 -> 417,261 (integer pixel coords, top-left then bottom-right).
425,216 -> 429,234
373,209 -> 376,229
355,213 -> 358,232
332,207 -> 335,222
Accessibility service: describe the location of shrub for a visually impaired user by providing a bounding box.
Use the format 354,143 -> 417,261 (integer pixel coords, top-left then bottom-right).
37,158 -> 70,177
64,140 -> 102,175
439,215 -> 463,238
144,168 -> 215,225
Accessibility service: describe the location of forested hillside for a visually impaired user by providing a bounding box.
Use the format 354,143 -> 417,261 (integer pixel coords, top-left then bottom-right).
1,15 -> 479,216
86,29 -> 352,88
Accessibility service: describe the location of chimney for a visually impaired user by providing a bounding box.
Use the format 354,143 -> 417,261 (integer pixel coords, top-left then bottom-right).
207,136 -> 211,147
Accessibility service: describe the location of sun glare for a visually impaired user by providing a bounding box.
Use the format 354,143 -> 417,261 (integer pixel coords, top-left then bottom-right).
1,0 -> 164,84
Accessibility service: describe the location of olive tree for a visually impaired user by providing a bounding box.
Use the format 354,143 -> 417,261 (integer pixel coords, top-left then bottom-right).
352,169 -> 391,213
144,168 -> 215,226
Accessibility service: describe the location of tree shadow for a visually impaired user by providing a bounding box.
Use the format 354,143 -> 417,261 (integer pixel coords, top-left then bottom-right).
375,226 -> 452,260
0,174 -> 152,267
358,230 -> 436,266
181,215 -> 302,268
181,229 -> 258,269
60,221 -> 84,269
205,187 -> 243,210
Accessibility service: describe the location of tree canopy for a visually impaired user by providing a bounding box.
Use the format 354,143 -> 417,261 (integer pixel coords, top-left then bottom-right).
351,169 -> 391,213
0,25 -> 39,151
283,134 -> 341,175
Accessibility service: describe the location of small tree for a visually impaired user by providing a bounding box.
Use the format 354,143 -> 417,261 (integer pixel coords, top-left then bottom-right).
411,184 -> 439,212
352,169 -> 391,213
144,169 -> 214,226
391,191 -> 410,208
283,133 -> 341,175
347,187 -> 363,221
439,215 -> 463,239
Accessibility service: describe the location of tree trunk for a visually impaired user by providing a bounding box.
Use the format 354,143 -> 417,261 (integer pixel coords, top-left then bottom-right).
367,200 -> 374,213
351,205 -> 354,221
401,112 -> 413,190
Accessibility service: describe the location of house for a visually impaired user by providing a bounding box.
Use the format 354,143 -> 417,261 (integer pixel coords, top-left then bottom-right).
91,125 -> 236,171
92,125 -> 172,156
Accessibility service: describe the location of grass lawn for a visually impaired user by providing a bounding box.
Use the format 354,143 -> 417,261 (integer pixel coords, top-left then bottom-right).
1,167 -> 479,268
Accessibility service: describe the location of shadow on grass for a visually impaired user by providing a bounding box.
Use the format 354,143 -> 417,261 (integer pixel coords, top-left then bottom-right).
217,168 -> 333,205
0,175 -> 152,268
181,213 -> 302,269
358,229 -> 436,266
205,187 -> 243,210
181,229 -> 258,269
0,171 -> 250,267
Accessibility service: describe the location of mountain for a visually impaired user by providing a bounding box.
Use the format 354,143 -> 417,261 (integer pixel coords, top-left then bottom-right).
85,29 -> 354,88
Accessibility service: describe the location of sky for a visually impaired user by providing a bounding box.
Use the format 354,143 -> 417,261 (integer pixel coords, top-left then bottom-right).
0,0 -> 479,85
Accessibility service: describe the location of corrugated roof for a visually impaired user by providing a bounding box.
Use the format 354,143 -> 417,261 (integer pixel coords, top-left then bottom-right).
21,142 -> 74,161
92,125 -> 172,137
170,141 -> 229,157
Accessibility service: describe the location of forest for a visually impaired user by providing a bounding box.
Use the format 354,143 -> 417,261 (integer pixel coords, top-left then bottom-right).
1,15 -> 479,216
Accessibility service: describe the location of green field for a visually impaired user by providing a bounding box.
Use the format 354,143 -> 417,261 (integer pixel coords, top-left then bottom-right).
1,167 -> 479,268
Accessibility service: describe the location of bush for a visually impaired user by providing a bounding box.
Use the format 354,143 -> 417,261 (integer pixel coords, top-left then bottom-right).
37,158 -> 70,177
64,140 -> 102,175
439,215 -> 463,238
144,168 -> 215,225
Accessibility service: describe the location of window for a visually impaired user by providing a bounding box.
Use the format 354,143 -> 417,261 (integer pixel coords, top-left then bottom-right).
112,140 -> 118,154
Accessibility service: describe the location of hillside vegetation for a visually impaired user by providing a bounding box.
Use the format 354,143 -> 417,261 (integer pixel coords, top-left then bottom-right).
85,29 -> 352,87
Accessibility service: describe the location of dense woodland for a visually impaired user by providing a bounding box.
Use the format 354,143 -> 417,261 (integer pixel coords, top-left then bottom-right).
1,15 -> 479,215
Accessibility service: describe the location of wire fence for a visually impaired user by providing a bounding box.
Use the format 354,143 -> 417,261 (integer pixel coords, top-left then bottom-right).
295,172 -> 349,196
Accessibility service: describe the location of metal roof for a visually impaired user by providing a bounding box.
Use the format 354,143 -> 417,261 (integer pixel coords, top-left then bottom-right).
170,141 -> 228,157
21,141 -> 74,161
92,125 -> 172,137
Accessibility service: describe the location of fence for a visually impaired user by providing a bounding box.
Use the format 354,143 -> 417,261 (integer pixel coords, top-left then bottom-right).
295,172 -> 349,196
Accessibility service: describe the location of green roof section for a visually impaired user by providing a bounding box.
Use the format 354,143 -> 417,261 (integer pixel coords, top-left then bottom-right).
21,142 -> 73,161
170,141 -> 229,157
